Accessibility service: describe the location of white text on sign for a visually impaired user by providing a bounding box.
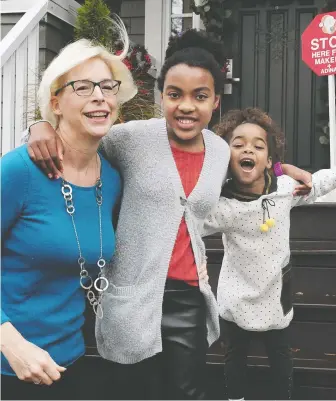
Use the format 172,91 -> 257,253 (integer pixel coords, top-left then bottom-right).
311,36 -> 336,50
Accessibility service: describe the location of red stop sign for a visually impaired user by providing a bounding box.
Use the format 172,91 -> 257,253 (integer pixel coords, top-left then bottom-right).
301,11 -> 336,76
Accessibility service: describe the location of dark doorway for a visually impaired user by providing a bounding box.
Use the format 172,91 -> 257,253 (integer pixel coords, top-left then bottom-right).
222,0 -> 330,171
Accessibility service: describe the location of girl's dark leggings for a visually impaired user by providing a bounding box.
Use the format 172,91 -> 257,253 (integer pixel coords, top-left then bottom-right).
221,319 -> 293,400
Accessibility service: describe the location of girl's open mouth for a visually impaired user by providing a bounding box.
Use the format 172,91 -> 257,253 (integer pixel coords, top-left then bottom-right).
240,158 -> 255,172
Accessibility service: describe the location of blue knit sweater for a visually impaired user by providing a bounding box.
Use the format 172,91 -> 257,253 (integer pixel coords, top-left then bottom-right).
1,145 -> 121,375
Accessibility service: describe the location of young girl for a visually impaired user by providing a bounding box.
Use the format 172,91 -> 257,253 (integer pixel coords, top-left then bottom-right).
202,107 -> 336,400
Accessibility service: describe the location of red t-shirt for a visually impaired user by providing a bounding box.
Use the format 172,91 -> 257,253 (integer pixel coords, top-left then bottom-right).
167,145 -> 205,286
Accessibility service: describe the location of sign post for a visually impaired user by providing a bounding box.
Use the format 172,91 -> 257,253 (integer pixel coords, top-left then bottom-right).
329,74 -> 336,168
302,11 -> 336,169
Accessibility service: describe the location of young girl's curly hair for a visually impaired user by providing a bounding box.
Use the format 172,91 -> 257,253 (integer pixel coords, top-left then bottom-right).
215,107 -> 285,164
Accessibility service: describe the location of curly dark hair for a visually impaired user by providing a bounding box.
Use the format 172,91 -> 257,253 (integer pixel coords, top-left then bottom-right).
157,29 -> 227,94
215,107 -> 285,164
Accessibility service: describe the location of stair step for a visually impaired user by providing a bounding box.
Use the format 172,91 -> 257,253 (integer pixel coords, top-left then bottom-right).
206,363 -> 336,400
206,248 -> 336,255
207,321 -> 336,374
294,301 -> 336,308
207,263 -> 336,308
206,353 -> 336,372
291,240 -> 336,251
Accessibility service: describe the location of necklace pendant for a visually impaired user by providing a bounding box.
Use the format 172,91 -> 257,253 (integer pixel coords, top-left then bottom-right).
96,179 -> 103,205
78,257 -> 86,266
97,258 -> 106,268
62,174 -> 106,318
87,290 -> 96,304
94,276 -> 109,292
80,273 -> 93,290
93,302 -> 103,319
61,183 -> 72,196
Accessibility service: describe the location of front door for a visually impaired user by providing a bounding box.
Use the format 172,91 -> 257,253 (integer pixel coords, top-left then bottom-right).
223,0 -> 330,171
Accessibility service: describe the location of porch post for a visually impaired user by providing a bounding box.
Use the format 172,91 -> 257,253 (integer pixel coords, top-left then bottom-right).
317,74 -> 336,202
144,0 -> 169,106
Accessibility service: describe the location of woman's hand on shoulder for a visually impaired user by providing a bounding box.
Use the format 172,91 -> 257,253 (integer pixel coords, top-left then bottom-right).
1,322 -> 66,385
28,122 -> 64,179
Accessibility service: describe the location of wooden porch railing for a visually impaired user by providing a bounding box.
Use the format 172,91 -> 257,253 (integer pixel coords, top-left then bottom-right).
0,0 -> 79,156
0,0 -> 48,155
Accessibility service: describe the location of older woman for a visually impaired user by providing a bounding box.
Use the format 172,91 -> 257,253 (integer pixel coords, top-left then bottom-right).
0,20 -> 136,400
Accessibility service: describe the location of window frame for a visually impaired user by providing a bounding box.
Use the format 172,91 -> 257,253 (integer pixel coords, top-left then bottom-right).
167,1 -> 202,43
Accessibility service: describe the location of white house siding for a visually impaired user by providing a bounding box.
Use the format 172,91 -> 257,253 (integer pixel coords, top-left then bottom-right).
38,13 -> 74,70
0,13 -> 24,39
121,0 -> 145,46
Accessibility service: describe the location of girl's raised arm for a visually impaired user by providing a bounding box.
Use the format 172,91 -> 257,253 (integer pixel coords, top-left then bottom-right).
291,168 -> 336,207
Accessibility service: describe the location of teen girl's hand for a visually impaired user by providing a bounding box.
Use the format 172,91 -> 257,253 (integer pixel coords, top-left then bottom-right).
281,164 -> 312,196
1,322 -> 66,385
27,121 -> 64,179
198,262 -> 209,283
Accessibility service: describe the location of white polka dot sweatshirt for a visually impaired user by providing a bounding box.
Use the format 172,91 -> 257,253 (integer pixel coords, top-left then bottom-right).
202,169 -> 336,331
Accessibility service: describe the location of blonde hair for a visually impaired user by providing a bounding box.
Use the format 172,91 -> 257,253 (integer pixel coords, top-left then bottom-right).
38,16 -> 137,128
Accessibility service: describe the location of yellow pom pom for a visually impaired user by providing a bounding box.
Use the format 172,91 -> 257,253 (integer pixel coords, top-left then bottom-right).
260,223 -> 269,233
266,218 -> 276,228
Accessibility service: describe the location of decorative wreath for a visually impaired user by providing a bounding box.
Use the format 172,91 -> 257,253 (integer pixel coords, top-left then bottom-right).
115,43 -> 152,76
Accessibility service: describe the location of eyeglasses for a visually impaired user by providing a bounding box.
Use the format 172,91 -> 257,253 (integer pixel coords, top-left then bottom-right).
54,79 -> 121,97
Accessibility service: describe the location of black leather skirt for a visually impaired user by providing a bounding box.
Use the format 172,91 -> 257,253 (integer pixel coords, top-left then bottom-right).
162,279 -> 206,348
160,279 -> 208,399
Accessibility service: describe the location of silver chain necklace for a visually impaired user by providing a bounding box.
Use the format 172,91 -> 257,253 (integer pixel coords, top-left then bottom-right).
61,175 -> 108,319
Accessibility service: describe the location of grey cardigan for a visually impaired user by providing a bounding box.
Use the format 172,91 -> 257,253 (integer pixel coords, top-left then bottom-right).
95,118 -> 230,364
